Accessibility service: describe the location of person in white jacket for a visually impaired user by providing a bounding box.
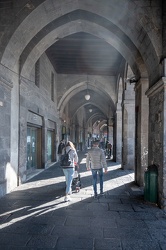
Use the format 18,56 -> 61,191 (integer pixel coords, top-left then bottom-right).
61,141 -> 78,202
86,140 -> 107,198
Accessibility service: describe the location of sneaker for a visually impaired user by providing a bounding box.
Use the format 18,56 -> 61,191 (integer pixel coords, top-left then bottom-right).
94,194 -> 98,199
64,196 -> 68,202
64,195 -> 71,202
67,195 -> 71,201
100,192 -> 104,196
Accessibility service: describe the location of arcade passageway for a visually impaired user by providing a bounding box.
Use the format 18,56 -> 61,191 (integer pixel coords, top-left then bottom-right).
0,151 -> 166,249
0,0 -> 166,210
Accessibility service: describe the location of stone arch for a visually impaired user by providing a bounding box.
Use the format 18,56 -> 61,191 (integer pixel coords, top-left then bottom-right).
0,0 -> 159,84
71,102 -> 107,120
20,20 -> 145,80
99,120 -> 108,131
87,113 -> 106,126
57,80 -> 115,118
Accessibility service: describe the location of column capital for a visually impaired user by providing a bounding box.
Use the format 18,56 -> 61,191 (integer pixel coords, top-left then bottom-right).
134,77 -> 149,91
116,103 -> 122,111
122,100 -> 135,105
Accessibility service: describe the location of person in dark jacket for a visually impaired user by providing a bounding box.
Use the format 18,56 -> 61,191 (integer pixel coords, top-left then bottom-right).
58,139 -> 65,161
105,140 -> 112,159
86,140 -> 107,198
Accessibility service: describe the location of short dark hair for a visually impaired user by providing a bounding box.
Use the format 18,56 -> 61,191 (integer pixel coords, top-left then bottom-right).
92,140 -> 99,145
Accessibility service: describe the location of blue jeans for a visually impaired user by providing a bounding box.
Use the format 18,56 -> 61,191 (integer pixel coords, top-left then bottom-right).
91,168 -> 103,194
63,168 -> 74,194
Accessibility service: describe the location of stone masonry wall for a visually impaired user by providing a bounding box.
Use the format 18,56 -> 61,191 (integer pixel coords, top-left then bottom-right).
135,79 -> 149,187
19,53 -> 59,183
0,77 -> 13,197
149,89 -> 164,208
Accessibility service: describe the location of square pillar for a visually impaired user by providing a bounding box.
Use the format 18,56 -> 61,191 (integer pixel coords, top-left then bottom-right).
116,104 -> 122,163
122,82 -> 135,170
135,78 -> 149,186
146,77 -> 166,209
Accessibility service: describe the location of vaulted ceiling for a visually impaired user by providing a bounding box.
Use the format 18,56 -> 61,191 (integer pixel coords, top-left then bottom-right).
0,0 -> 161,130
46,32 -> 123,76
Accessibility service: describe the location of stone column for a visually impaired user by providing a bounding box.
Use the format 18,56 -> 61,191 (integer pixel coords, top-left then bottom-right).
71,122 -> 75,143
42,118 -> 48,168
108,120 -> 113,142
135,78 -> 149,186
116,104 -> 122,163
0,75 -> 14,197
116,77 -> 123,163
122,81 -> 135,170
146,77 -> 166,209
107,121 -> 113,158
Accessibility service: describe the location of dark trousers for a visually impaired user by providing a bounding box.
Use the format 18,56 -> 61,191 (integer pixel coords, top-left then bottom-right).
91,168 -> 103,194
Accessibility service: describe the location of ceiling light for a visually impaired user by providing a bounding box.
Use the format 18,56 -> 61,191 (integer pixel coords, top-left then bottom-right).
89,109 -> 92,112
85,76 -> 90,100
85,94 -> 90,100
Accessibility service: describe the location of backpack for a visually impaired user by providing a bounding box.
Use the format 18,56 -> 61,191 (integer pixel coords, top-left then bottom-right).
60,148 -> 72,166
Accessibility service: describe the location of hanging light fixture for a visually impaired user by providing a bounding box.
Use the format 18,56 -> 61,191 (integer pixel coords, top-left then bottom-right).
85,76 -> 90,100
85,93 -> 90,101
89,108 -> 92,112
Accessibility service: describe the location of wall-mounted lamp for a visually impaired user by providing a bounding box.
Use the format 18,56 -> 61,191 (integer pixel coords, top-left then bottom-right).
125,76 -> 138,84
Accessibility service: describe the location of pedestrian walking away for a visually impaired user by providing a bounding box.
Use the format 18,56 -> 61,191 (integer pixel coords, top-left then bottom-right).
61,141 -> 78,202
86,140 -> 108,198
105,140 -> 112,159
72,162 -> 81,192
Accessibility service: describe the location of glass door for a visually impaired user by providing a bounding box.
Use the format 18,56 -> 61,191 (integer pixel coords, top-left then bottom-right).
27,126 -> 41,169
47,130 -> 55,162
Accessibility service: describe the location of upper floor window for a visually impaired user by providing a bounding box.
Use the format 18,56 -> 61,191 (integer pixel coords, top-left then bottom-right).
35,59 -> 40,87
51,72 -> 54,102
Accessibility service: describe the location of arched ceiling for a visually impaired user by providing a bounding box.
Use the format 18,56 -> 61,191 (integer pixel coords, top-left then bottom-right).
46,32 -> 123,76
0,0 -> 162,128
1,0 -> 160,81
20,20 -> 140,79
58,80 -> 115,118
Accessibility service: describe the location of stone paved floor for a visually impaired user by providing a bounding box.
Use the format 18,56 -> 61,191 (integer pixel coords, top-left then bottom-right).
0,151 -> 166,250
